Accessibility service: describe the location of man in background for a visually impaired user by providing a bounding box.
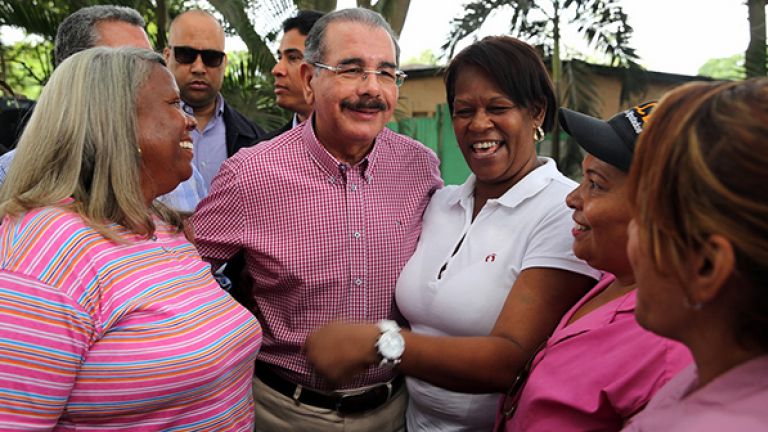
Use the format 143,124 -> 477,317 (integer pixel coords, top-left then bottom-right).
164,10 -> 265,191
262,9 -> 324,140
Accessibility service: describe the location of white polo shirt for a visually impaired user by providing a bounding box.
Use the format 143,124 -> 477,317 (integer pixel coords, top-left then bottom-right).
396,157 -> 600,431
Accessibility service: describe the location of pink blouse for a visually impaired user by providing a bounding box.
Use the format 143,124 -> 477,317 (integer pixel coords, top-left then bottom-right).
497,273 -> 691,431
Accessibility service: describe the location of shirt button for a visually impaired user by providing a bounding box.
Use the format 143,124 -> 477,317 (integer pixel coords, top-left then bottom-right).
354,278 -> 363,286
350,184 -> 358,191
353,231 -> 361,239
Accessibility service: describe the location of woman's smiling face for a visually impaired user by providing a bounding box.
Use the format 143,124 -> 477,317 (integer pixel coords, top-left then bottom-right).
566,154 -> 633,277
451,65 -> 542,194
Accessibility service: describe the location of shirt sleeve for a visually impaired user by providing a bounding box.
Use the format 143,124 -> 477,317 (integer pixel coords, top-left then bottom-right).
0,150 -> 16,186
190,155 -> 247,265
427,149 -> 445,194
0,272 -> 94,430
522,200 -> 601,279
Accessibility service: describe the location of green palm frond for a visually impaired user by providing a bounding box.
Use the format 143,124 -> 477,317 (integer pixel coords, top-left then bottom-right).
0,0 -> 70,41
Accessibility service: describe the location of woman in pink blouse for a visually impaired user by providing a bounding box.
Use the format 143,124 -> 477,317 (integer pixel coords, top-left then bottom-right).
496,102 -> 692,431
622,79 -> 768,431
0,47 -> 261,431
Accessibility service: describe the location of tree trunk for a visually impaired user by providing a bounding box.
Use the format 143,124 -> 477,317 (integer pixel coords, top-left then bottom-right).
746,0 -> 767,77
155,0 -> 168,50
0,41 -> 6,83
356,0 -> 411,36
550,0 -> 562,165
207,0 -> 276,72
378,0 -> 411,36
296,0 -> 337,12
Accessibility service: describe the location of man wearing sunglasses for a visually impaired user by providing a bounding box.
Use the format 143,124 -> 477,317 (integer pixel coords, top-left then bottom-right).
191,8 -> 443,431
164,10 -> 265,191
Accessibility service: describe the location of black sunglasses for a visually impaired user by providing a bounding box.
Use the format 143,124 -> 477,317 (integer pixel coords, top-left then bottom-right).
171,46 -> 225,67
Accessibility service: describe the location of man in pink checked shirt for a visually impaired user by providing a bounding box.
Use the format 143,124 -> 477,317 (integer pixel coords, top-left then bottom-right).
190,7 -> 443,432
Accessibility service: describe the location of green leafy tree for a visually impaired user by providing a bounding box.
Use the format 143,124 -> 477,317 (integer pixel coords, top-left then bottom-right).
1,38 -> 53,99
403,48 -> 440,66
699,54 -> 745,80
0,0 -> 192,93
221,50 -> 290,130
444,0 -> 643,170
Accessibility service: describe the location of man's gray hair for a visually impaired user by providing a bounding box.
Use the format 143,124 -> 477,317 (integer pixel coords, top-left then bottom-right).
304,8 -> 401,67
54,5 -> 146,66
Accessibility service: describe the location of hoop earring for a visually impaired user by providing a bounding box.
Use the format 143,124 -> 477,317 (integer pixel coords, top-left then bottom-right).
534,126 -> 545,142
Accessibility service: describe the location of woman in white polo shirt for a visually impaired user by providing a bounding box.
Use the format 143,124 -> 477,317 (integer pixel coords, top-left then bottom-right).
306,36 -> 599,431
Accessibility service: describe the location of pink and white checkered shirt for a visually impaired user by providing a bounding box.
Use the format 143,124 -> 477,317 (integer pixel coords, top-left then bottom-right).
191,119 -> 442,390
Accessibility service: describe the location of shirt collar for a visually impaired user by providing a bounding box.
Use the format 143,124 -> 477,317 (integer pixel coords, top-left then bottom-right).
446,157 -> 560,208
182,93 -> 224,118
303,114 -> 383,183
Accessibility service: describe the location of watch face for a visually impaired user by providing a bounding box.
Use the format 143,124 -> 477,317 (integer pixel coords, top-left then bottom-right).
379,332 -> 405,359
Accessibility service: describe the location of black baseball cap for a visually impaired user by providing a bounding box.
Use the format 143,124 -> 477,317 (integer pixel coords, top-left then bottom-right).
559,101 -> 657,172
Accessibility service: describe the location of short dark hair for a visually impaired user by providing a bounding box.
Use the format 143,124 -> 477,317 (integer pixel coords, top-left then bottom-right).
444,36 -> 557,132
54,5 -> 145,66
283,10 -> 324,36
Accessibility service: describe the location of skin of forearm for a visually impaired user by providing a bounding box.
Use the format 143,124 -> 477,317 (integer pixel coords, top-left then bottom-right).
397,331 -> 532,393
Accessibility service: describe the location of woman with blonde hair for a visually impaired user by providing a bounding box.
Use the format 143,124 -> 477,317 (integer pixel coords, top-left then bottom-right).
0,47 -> 261,430
623,77 -> 768,431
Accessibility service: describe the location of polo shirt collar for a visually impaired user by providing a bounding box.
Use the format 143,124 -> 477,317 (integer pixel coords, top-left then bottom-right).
447,157 -> 559,208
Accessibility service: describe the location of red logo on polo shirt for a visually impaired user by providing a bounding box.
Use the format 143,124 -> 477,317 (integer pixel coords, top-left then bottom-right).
485,253 -> 496,263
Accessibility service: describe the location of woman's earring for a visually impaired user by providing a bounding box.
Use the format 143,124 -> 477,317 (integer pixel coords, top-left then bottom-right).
534,126 -> 545,142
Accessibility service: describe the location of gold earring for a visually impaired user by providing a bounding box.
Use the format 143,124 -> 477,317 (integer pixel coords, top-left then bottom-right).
534,126 -> 545,142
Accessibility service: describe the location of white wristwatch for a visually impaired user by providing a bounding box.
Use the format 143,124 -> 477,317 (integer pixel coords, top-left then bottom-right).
375,320 -> 405,367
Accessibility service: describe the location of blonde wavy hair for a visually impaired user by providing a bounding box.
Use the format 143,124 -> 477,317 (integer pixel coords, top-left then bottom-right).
0,46 -> 182,240
628,77 -> 768,349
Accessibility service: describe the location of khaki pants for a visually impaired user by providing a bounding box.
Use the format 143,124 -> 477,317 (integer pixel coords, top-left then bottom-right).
252,375 -> 407,432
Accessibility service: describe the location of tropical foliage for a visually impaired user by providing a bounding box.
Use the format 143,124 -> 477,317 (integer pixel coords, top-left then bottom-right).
699,54 -> 745,81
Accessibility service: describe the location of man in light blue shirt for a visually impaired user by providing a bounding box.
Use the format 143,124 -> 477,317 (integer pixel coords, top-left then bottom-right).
163,10 -> 265,190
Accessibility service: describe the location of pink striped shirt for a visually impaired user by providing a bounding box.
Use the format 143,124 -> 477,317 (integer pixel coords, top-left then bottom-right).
0,206 -> 261,431
191,120 -> 442,390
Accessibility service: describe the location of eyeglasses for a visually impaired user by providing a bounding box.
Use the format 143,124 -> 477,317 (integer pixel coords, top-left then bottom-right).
171,46 -> 225,68
313,62 -> 407,87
